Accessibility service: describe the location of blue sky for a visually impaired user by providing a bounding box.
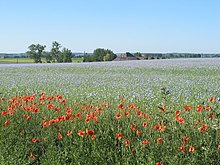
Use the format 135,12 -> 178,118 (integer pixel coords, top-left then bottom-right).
0,0 -> 220,53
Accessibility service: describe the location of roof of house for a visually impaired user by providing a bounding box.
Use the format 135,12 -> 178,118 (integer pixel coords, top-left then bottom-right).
113,52 -> 140,61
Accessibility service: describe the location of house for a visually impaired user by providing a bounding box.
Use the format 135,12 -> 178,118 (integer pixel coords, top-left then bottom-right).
113,52 -> 140,61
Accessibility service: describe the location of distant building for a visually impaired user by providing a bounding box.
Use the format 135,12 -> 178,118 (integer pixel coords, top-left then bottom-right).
113,52 -> 140,61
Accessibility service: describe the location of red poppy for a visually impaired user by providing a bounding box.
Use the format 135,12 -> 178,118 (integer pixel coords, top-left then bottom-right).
142,122 -> 147,128
58,133 -> 62,140
179,145 -> 186,152
116,133 -> 123,140
4,120 -> 10,126
184,105 -> 191,111
115,113 -> 122,120
189,145 -> 195,153
32,138 -> 39,143
86,128 -> 94,136
30,153 -> 35,159
156,162 -> 163,165
125,139 -> 130,146
157,138 -> 163,143
78,130 -> 85,137
67,130 -> 72,136
66,108 -> 72,115
218,143 -> 220,150
142,140 -> 149,145
210,96 -> 215,103
183,136 -> 189,143
130,124 -> 138,131
91,135 -> 96,140
136,130 -> 142,136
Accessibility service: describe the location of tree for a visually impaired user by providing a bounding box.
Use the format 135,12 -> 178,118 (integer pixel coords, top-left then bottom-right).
61,48 -> 72,63
44,52 -> 53,63
51,41 -> 62,63
134,52 -> 142,57
26,44 -> 46,63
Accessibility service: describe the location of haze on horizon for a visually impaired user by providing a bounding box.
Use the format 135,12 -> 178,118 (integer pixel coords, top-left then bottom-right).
0,0 -> 220,54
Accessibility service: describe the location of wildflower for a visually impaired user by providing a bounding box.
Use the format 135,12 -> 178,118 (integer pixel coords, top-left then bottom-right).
183,136 -> 189,143
184,105 -> 191,111
130,124 -> 138,131
199,124 -> 208,132
137,111 -> 142,117
136,130 -> 142,136
209,112 -> 214,119
142,140 -> 149,145
206,106 -> 212,111
156,162 -> 163,165
125,139 -> 130,146
30,153 -> 35,159
116,133 -> 123,140
175,110 -> 181,117
66,108 -> 72,115
67,130 -> 72,136
210,96 -> 215,103
115,113 -> 122,120
142,122 -> 147,128
47,103 -> 53,110
157,138 -> 163,143
91,135 -> 96,140
32,138 -> 39,143
78,130 -> 85,137
218,143 -> 220,150
179,145 -> 186,152
189,145 -> 195,153
196,105 -> 204,113
4,120 -> 10,126
124,112 -> 130,117
86,128 -> 95,136
58,133 -> 62,140
1,111 -> 9,116
118,103 -> 124,110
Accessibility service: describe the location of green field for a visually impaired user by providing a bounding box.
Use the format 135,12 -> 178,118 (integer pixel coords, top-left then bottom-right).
0,59 -> 219,164
0,58 -> 83,64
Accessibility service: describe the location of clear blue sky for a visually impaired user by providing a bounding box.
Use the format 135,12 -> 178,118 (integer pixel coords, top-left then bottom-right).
0,0 -> 220,53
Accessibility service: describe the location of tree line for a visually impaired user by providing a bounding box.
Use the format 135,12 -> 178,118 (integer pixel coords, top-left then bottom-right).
26,41 -> 72,63
27,42 -> 117,63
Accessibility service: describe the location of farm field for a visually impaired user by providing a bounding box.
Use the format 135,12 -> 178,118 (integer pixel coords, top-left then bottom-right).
0,58 -> 220,164
0,58 -> 83,64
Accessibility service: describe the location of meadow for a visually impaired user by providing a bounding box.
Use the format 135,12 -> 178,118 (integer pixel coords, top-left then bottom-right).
0,59 -> 219,164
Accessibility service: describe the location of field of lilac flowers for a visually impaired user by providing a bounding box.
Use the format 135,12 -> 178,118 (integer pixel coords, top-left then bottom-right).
0,58 -> 220,164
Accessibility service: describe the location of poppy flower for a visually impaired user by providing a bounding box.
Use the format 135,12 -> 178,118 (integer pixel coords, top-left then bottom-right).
156,162 -> 163,165
210,96 -> 215,103
30,153 -> 35,159
58,133 -> 62,140
179,145 -> 186,152
78,130 -> 85,137
4,120 -> 10,126
183,136 -> 189,143
118,103 -> 124,110
136,130 -> 142,136
218,143 -> 220,150
142,140 -> 149,145
32,138 -> 39,143
86,128 -> 94,136
142,122 -> 147,128
184,105 -> 191,111
115,113 -> 122,120
189,145 -> 195,153
67,130 -> 72,136
91,135 -> 96,140
116,133 -> 123,140
157,138 -> 163,143
130,124 -> 138,131
125,139 -> 130,146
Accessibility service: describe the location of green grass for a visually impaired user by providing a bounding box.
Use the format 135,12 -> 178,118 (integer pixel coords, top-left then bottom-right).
0,59 -> 219,164
0,58 -> 34,64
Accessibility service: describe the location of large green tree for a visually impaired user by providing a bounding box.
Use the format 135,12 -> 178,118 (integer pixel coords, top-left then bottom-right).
83,48 -> 116,62
61,48 -> 72,63
51,41 -> 62,63
26,44 -> 46,63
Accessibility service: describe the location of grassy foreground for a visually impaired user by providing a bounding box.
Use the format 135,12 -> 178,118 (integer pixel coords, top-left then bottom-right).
0,59 -> 220,164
